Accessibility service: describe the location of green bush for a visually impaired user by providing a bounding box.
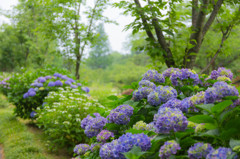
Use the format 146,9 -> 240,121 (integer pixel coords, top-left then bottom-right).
7,67 -> 83,119
36,87 -> 107,151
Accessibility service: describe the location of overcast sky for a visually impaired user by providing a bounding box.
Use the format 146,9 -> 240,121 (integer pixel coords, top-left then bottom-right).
0,0 -> 134,53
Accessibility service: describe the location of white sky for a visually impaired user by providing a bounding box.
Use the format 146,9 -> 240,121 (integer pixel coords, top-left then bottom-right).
0,0 -> 134,53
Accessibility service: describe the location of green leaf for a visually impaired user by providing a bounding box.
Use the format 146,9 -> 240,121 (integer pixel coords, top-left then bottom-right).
199,129 -> 219,137
188,115 -> 215,124
204,123 -> 218,130
229,138 -> 240,149
195,104 -> 215,113
123,146 -> 147,159
211,100 -> 233,114
222,96 -> 239,100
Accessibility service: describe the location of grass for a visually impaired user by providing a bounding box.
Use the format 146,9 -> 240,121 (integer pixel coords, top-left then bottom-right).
0,96 -> 71,159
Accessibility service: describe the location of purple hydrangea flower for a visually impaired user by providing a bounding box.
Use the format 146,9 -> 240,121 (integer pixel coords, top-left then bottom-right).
73,144 -> 89,155
70,84 -> 78,89
38,77 -> 46,83
81,113 -> 107,138
28,91 -> 36,97
206,147 -> 237,159
170,69 -> 200,86
65,80 -> 72,85
77,83 -> 82,86
142,70 -> 165,83
210,70 -> 219,80
97,130 -> 114,142
133,87 -> 153,101
217,67 -> 233,80
107,105 -> 134,125
159,140 -> 181,159
188,142 -> 214,159
112,133 -> 151,159
139,80 -> 156,89
147,86 -> 177,106
45,76 -> 52,80
30,111 -> 37,118
54,80 -> 63,86
53,73 -> 62,78
90,143 -> 102,152
31,82 -> 43,87
154,107 -> 188,134
48,81 -> 55,87
23,93 -> 28,99
161,98 -> 187,112
100,140 -> 119,159
82,87 -> 90,93
163,68 -> 181,77
205,83 -> 239,104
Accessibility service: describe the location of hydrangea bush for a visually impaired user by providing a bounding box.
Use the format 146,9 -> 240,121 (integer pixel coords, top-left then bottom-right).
72,67 -> 240,159
36,87 -> 105,150
6,67 -> 88,118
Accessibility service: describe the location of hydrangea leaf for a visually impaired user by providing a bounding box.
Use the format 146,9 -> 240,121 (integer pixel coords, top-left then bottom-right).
195,104 -> 215,113
211,100 -> 233,114
123,146 -> 147,159
188,115 -> 215,124
229,138 -> 240,149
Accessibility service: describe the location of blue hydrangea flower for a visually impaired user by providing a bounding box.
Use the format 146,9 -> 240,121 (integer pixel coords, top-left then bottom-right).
31,82 -> 43,87
210,70 -> 219,80
23,93 -> 28,99
38,77 -> 46,83
100,140 -> 119,159
30,111 -> 37,118
97,130 -> 114,142
112,133 -> 151,159
28,89 -> 36,96
90,143 -> 102,152
133,87 -> 153,101
107,105 -> 134,125
170,69 -> 200,86
142,70 -> 165,83
82,87 -> 90,93
154,107 -> 188,134
77,83 -> 82,86
188,142 -> 214,159
206,147 -> 237,159
159,140 -> 181,159
45,76 -> 52,80
54,80 -> 63,86
138,80 -> 156,89
73,144 -> 89,155
53,73 -> 62,78
48,81 -> 55,87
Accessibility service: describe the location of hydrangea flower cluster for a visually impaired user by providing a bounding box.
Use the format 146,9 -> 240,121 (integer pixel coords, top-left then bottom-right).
81,113 -> 107,138
206,147 -> 237,159
133,121 -> 149,130
107,105 -> 133,125
159,140 -> 181,158
0,77 -> 10,89
162,68 -> 180,77
210,67 -> 233,80
23,73 -> 85,99
217,76 -> 231,82
97,130 -> 114,143
147,86 -> 177,106
205,82 -> 239,104
90,143 -> 102,152
30,111 -> 37,118
132,87 -> 154,101
142,69 -> 165,83
181,91 -> 205,112
188,142 -> 214,159
161,98 -> 187,112
99,140 -> 119,159
74,144 -> 90,155
154,107 -> 188,134
169,68 -> 200,86
23,88 -> 37,98
115,133 -> 151,159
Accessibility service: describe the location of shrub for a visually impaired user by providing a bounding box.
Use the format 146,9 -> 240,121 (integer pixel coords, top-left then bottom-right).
71,67 -> 240,159
36,87 -> 106,151
7,67 -> 86,119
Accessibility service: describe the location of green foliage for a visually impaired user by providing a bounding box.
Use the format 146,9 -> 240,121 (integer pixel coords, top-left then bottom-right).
36,88 -> 106,151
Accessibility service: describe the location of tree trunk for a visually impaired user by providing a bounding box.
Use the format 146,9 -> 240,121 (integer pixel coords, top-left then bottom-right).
75,54 -> 81,80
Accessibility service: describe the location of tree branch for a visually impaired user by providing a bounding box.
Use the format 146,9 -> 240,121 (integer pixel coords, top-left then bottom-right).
192,0 -> 199,27
146,0 -> 175,67
202,0 -> 224,37
133,0 -> 156,41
